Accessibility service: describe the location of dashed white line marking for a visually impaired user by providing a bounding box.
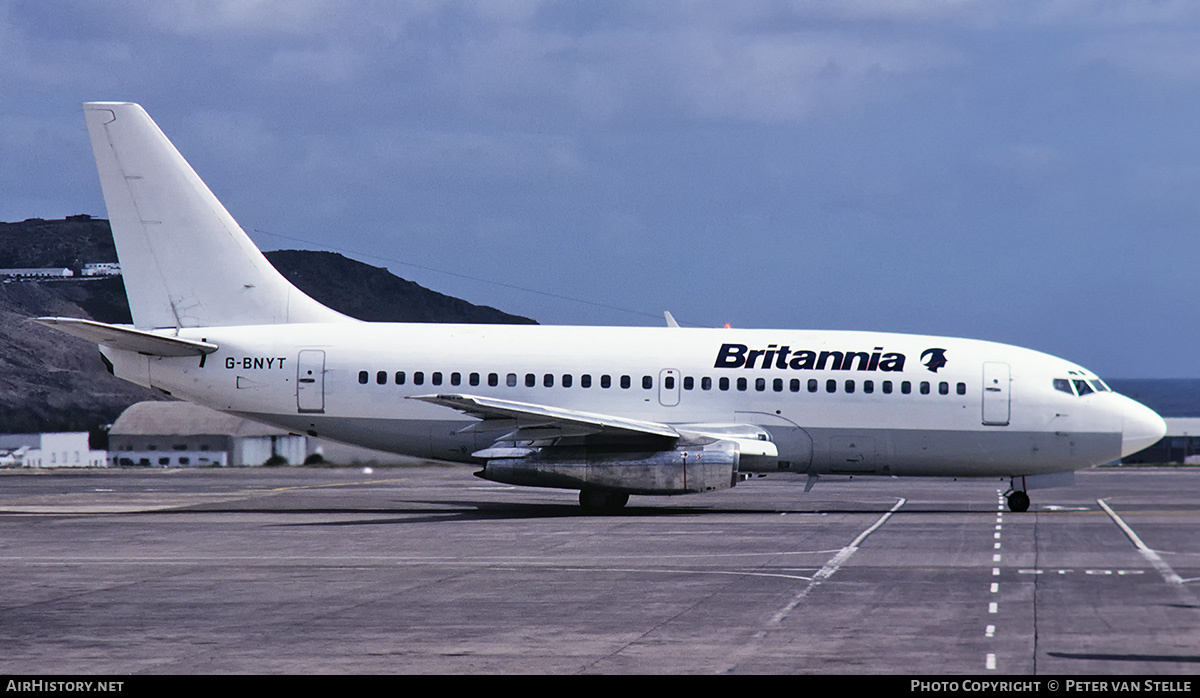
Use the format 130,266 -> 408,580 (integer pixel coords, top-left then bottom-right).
985,625 -> 995,638
1097,499 -> 1184,586
990,583 -> 999,593
992,567 -> 1000,576
993,553 -> 1001,562
986,653 -> 996,670
989,602 -> 998,614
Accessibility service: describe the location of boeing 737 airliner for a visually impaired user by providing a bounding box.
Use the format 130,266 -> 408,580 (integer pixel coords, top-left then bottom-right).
36,102 -> 1167,512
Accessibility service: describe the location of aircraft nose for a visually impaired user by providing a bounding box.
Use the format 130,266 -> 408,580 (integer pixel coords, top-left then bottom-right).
1118,395 -> 1167,459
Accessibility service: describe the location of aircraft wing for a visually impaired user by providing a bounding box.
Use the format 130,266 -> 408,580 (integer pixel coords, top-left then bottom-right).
408,393 -> 778,458
33,317 -> 218,357
408,393 -> 681,440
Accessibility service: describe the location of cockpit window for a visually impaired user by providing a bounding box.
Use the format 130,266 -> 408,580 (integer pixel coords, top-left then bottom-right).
1073,379 -> 1094,396
1053,379 -> 1074,395
1089,379 -> 1110,393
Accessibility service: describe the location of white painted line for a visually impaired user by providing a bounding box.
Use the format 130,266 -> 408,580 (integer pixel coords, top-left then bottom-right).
995,524 -> 1002,530
986,653 -> 996,670
993,553 -> 1001,562
989,602 -> 998,614
813,499 -> 906,581
994,542 -> 1001,549
992,567 -> 1000,576
990,582 -> 999,593
985,625 -> 995,638
994,532 -> 1001,539
765,498 -> 907,628
1097,499 -> 1184,586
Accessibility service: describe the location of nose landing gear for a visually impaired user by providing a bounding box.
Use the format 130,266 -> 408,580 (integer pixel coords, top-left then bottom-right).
1005,489 -> 1030,513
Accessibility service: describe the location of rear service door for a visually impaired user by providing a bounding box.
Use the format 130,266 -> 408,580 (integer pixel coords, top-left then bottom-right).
297,350 -> 326,414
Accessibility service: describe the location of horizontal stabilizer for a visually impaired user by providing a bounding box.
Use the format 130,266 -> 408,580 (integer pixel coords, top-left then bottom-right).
33,317 -> 217,357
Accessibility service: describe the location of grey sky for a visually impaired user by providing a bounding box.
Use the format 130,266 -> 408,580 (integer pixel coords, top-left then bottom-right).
2,1 -> 1197,377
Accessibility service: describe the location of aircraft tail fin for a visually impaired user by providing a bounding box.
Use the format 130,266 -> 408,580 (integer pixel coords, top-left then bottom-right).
83,102 -> 354,329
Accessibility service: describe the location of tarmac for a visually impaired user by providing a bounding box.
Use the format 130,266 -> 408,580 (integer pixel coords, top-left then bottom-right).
0,464 -> 1196,674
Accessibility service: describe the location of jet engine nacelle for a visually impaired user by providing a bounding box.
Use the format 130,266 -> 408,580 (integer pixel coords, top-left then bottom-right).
477,440 -> 741,495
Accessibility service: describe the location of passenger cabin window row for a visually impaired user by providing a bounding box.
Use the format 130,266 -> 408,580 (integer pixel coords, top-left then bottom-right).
356,369 -> 968,398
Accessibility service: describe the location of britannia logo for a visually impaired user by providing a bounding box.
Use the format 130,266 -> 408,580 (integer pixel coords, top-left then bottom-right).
921,348 -> 948,373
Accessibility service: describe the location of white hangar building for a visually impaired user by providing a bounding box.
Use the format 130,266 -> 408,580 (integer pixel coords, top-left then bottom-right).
108,401 -> 311,467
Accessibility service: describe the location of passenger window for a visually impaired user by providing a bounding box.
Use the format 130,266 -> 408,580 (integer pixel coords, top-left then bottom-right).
621,375 -> 631,389
544,373 -> 554,388
845,379 -> 855,394
939,381 -> 948,395
920,381 -> 930,395
737,377 -> 747,391
376,371 -> 387,385
901,381 -> 911,394
469,372 -> 479,386
863,380 -> 874,394
562,374 -> 573,388
826,379 -> 836,393
682,376 -> 692,390
358,371 -> 368,384
719,377 -> 729,391
581,374 -> 592,388
432,372 -> 443,386
525,373 -> 536,387
808,379 -> 818,393
506,373 -> 517,387
956,382 -> 966,395
883,380 -> 893,394
755,378 -> 765,391
790,379 -> 800,392
701,377 -> 712,390
450,372 -> 461,386
666,376 -> 676,390
414,372 -> 425,385
488,372 -> 498,387
601,375 -> 612,388
642,375 -> 653,389
395,371 -> 405,385
773,378 -> 783,392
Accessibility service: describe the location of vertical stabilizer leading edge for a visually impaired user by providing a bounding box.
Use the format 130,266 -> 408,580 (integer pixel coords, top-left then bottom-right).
83,102 -> 353,330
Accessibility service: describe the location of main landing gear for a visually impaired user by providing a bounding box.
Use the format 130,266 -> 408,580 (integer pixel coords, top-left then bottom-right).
579,488 -> 629,513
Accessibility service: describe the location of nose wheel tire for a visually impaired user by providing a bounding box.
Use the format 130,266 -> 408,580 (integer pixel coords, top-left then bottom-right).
1006,490 -> 1030,513
579,489 -> 629,513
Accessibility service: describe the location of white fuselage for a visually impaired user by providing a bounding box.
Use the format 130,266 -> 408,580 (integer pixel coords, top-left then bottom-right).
100,322 -> 1160,478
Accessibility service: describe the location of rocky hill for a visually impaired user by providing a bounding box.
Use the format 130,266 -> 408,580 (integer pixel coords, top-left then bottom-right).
0,217 -> 535,433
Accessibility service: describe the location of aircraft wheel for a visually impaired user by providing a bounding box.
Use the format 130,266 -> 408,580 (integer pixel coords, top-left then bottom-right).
1006,490 -> 1030,513
579,489 -> 629,513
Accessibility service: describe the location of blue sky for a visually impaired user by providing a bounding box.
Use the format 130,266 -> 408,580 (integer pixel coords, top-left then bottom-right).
2,1 -> 1196,377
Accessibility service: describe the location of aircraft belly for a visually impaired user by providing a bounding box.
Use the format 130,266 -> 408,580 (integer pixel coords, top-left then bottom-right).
802,426 -> 1122,477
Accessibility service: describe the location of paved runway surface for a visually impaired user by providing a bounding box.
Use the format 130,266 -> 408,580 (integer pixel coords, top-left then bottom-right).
0,465 -> 1196,674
